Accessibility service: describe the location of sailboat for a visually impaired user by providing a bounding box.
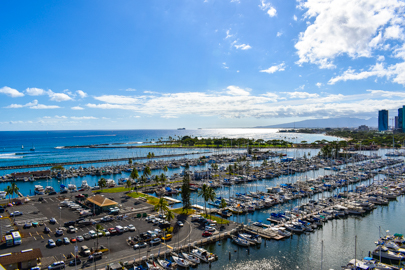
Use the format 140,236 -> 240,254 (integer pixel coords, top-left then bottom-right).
30,144 -> 35,151
21,145 -> 24,149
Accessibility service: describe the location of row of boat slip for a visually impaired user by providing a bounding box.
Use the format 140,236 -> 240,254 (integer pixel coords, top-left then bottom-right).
254,178 -> 405,238
342,233 -> 405,269
219,161 -> 404,216
134,247 -> 217,270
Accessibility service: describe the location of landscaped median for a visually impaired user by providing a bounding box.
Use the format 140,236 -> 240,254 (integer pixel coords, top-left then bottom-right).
126,192 -> 159,205
202,213 -> 230,224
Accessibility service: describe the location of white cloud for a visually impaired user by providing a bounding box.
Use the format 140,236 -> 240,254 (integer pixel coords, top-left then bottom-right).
234,44 -> 252,50
284,91 -> 319,99
55,115 -> 68,119
277,32 -> 282,37
0,86 -> 24,97
328,62 -> 405,85
5,100 -> 38,108
377,55 -> 385,62
71,116 -> 98,120
316,82 -> 323,88
26,87 -> 46,96
295,0 -> 405,68
259,1 -> 277,17
30,104 -> 61,109
71,106 -> 84,110
225,29 -> 233,39
295,85 -> 305,91
226,86 -> 251,96
76,90 -> 87,98
260,63 -> 286,74
293,15 -> 297,21
125,88 -> 137,92
85,87 -> 405,120
48,91 -> 72,102
93,95 -> 139,104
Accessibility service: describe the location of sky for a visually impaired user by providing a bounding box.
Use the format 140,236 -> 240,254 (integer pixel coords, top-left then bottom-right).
1,0 -> 405,130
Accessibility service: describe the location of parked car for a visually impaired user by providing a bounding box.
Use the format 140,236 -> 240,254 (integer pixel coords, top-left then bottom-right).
75,194 -> 85,199
70,237 -> 77,243
63,237 -> 70,245
68,226 -> 77,233
44,227 -> 51,233
108,228 -> 117,235
161,234 -> 172,241
64,221 -> 75,227
101,216 -> 113,222
133,242 -> 147,249
48,239 -> 56,248
49,218 -> 57,224
205,226 -> 215,232
56,239 -> 63,246
82,233 -> 91,240
55,230 -> 64,236
68,258 -> 81,266
10,211 -> 22,217
177,221 -> 184,227
88,252 -> 102,261
102,229 -> 110,236
48,261 -> 65,270
202,231 -> 212,237
76,235 -> 84,242
150,238 -> 161,245
88,230 -> 96,238
23,223 -> 32,229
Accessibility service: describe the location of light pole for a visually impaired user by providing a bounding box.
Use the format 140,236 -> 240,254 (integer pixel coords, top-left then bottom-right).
59,207 -> 62,226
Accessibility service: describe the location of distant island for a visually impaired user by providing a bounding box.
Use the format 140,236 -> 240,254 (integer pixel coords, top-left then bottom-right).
256,117 -> 377,129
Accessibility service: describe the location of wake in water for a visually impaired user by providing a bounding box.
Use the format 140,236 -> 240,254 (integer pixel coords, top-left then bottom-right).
0,153 -> 23,159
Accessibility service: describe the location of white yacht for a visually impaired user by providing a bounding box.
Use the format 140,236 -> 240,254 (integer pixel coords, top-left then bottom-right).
34,185 -> 45,195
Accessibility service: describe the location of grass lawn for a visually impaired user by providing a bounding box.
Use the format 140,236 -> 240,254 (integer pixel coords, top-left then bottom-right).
202,213 -> 230,224
172,208 -> 195,216
92,187 -> 131,193
127,192 -> 160,205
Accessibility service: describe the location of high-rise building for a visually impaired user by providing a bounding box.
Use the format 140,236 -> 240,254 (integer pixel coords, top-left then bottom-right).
399,106 -> 405,132
378,110 -> 389,131
395,116 -> 399,129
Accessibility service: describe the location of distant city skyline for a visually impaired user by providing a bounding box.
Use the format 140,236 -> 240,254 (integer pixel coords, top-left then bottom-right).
1,0 -> 405,130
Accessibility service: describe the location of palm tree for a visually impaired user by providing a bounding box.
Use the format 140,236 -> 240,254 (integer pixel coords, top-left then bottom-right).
95,224 -> 103,250
154,198 -> 169,216
11,183 -> 19,198
153,175 -> 160,187
139,175 -> 147,190
163,165 -> 168,174
166,210 -> 175,224
125,180 -> 132,192
4,186 -> 12,202
143,166 -> 151,179
130,168 -> 139,193
159,173 -> 167,186
98,178 -> 107,191
197,184 -> 216,218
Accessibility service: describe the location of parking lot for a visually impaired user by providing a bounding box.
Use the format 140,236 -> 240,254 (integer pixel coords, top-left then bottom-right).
0,192 -> 238,269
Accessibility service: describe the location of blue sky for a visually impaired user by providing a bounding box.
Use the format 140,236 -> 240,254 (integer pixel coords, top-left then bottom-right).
1,0 -> 405,130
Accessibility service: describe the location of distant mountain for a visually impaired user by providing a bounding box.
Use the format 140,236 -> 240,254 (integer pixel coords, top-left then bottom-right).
257,117 -> 377,128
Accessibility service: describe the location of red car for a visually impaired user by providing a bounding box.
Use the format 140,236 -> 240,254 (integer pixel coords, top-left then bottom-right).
108,228 -> 117,235
75,194 -> 85,198
202,231 -> 212,237
70,238 -> 77,243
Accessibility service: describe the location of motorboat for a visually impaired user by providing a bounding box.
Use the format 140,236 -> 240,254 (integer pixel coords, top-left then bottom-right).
157,259 -> 175,269
191,248 -> 215,262
232,236 -> 250,247
34,185 -> 45,195
238,233 -> 262,244
181,252 -> 200,264
372,246 -> 405,262
172,255 -> 190,268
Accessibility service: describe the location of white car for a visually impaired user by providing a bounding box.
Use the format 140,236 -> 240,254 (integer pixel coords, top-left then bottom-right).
177,221 -> 184,227
123,226 -> 129,232
10,211 -> 23,217
128,224 -> 136,231
205,226 -> 215,232
102,229 -> 110,236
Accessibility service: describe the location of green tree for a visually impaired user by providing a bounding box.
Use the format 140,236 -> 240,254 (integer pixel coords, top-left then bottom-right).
166,210 -> 175,225
197,184 -> 216,218
11,183 -> 19,198
50,165 -> 65,171
181,173 -> 191,213
128,158 -> 133,165
139,175 -> 147,189
125,180 -> 132,192
4,186 -> 13,202
143,166 -> 152,179
159,173 -> 167,186
154,198 -> 169,216
98,178 -> 107,191
153,175 -> 160,187
95,224 -> 103,250
130,168 -> 139,192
